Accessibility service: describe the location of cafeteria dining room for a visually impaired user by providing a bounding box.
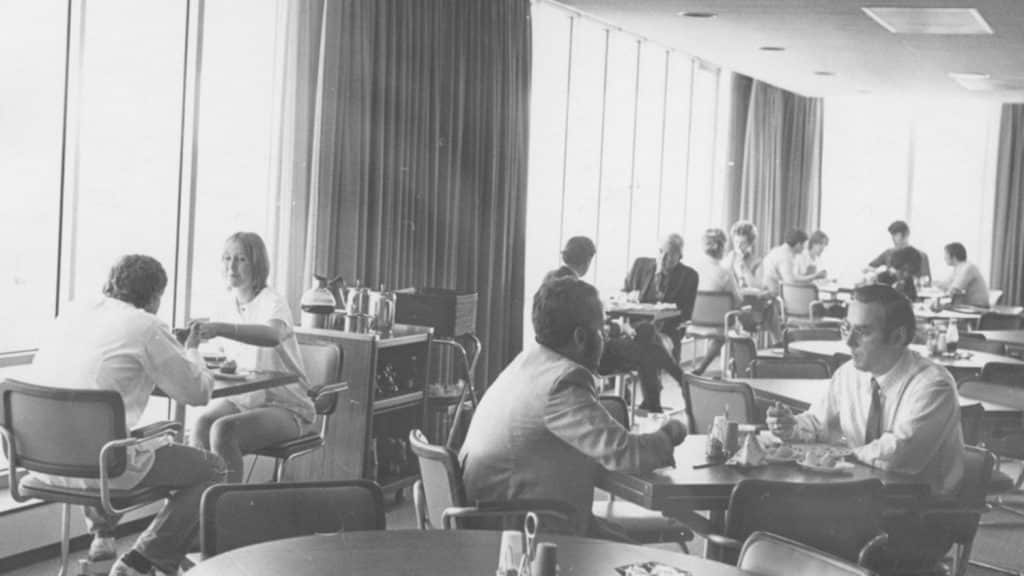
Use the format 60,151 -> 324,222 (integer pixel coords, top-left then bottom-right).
2,1 -> 1024,575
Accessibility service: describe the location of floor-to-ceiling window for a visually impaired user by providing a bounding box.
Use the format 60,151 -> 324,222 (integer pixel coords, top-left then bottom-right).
524,1 -> 722,342
821,97 -> 1000,285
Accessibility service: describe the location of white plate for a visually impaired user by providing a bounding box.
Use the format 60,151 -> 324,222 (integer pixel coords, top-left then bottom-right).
214,370 -> 251,381
796,460 -> 854,475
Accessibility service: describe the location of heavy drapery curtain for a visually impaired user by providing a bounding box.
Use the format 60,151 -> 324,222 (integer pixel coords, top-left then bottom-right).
991,103 -> 1024,305
307,0 -> 531,384
732,77 -> 823,255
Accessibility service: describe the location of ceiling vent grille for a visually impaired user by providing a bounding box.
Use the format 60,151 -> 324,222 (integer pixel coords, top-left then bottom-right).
862,7 -> 993,35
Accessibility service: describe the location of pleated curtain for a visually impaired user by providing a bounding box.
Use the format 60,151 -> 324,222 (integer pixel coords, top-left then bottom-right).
733,78 -> 823,255
306,0 -> 531,385
991,103 -> 1024,305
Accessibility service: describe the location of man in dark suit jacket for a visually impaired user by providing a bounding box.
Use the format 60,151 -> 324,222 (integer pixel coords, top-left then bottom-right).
613,234 -> 699,411
542,236 -> 596,285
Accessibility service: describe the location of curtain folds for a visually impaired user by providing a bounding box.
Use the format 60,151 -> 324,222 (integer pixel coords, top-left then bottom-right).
991,103 -> 1024,305
734,78 -> 823,255
309,0 -> 531,384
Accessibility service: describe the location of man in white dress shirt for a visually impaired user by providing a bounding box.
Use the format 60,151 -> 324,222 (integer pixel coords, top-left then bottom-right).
767,283 -> 965,571
30,254 -> 225,576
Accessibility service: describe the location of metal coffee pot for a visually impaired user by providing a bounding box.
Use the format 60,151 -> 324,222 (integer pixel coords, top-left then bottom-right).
345,281 -> 373,333
369,284 -> 396,335
300,274 -> 339,329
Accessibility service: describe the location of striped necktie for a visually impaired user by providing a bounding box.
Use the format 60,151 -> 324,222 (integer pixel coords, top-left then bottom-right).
864,377 -> 883,443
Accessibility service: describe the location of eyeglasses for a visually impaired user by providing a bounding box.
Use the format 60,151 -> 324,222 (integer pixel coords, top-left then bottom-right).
839,320 -> 872,340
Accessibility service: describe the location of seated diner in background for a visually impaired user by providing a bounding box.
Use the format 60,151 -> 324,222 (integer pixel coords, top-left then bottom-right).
760,228 -> 827,295
619,233 -> 698,410
691,228 -> 743,375
189,231 -> 313,483
459,277 -> 687,537
767,283 -> 965,571
874,246 -> 921,302
725,219 -> 761,291
28,254 -> 225,576
934,241 -> 990,308
544,236 -> 687,414
867,220 -> 931,284
795,229 -> 830,278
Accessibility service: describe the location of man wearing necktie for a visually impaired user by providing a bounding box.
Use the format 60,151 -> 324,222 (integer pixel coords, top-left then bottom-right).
767,284 -> 965,573
618,234 -> 699,411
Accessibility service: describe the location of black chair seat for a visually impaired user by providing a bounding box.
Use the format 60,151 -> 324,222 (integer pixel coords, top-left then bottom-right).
250,433 -> 323,459
21,474 -> 170,508
592,500 -> 691,541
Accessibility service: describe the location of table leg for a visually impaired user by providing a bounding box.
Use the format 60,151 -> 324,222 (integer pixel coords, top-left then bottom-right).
173,401 -> 186,442
703,510 -> 727,561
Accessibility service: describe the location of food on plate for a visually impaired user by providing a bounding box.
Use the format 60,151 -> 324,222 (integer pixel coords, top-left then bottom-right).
801,447 -> 841,468
771,444 -> 795,459
219,359 -> 238,374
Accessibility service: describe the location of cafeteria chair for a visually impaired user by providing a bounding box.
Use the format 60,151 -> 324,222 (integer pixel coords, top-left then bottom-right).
958,333 -> 1008,356
988,290 -> 1005,307
686,291 -> 748,375
897,446 -> 994,576
726,335 -> 757,378
748,357 -> 832,379
980,362 -> 1024,388
780,283 -> 840,329
978,312 -> 1024,331
0,379 -> 181,576
959,402 -> 984,447
680,478 -> 888,567
198,480 -> 384,559
782,326 -> 843,350
683,373 -> 759,434
593,396 -> 695,552
408,429 -> 575,530
248,341 -> 346,481
737,531 -> 878,576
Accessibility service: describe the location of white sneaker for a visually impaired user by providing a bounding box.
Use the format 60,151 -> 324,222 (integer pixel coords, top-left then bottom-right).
107,557 -> 154,576
88,536 -> 117,562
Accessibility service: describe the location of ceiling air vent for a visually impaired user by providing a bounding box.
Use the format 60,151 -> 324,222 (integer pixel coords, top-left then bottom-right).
862,7 -> 993,35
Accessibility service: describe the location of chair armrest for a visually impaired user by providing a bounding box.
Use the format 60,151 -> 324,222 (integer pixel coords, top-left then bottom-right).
442,499 -> 577,530
309,381 -> 349,402
857,531 -> 889,567
130,421 -> 182,439
98,427 -> 178,516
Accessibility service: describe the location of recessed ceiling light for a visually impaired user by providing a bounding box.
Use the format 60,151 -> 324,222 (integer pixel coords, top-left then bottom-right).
759,46 -> 785,52
948,72 -> 993,91
857,88 -> 872,94
813,71 -> 836,77
862,7 -> 993,35
677,11 -> 716,19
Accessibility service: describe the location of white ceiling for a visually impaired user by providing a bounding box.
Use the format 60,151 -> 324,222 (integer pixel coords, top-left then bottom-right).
557,0 -> 1024,100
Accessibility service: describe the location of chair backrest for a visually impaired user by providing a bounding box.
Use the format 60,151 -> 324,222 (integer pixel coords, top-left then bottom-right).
959,403 -> 984,446
738,531 -> 877,576
980,362 -> 1024,388
781,283 -> 819,319
0,379 -> 128,478
784,326 -> 842,345
199,480 -> 384,558
988,289 -> 1004,307
749,357 -> 832,379
978,312 -> 1023,331
683,373 -> 758,433
599,395 -> 629,429
298,341 -> 343,415
958,336 -> 1007,356
727,336 -> 757,378
725,479 -> 885,566
409,428 -> 465,529
691,291 -> 737,328
938,446 -> 996,551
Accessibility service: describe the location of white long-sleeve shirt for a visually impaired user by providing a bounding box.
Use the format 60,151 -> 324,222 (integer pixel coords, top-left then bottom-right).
28,296 -> 215,489
791,348 -> 965,496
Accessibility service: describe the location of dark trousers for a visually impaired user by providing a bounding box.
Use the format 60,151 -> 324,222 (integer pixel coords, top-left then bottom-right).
599,322 -> 683,412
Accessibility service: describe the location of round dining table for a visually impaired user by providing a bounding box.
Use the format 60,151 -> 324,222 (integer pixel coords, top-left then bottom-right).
187,529 -> 756,576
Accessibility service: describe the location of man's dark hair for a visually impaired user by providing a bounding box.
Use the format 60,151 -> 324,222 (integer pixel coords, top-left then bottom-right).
853,284 -> 916,346
562,236 -> 596,268
784,228 -> 808,247
887,220 -> 910,236
945,242 -> 967,262
533,277 -> 601,349
103,254 -> 168,309
808,230 -> 829,248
